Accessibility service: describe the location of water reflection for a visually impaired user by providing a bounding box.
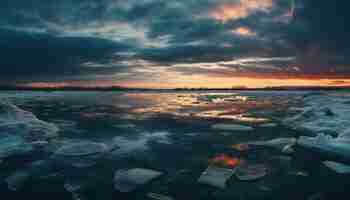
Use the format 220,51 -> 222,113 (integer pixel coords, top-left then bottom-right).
0,91 -> 313,199
125,93 -> 278,123
209,154 -> 243,168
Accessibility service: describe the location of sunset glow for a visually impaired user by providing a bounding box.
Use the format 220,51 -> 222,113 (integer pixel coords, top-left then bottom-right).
17,76 -> 350,89
1,0 -> 349,89
232,27 -> 257,36
2,1 -> 350,199
118,77 -> 350,89
210,0 -> 273,22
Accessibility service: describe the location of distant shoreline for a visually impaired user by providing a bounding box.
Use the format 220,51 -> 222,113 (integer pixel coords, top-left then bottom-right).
0,86 -> 349,92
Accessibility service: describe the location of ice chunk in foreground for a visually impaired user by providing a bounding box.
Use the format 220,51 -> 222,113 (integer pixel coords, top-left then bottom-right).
0,101 -> 59,141
147,193 -> 174,200
198,166 -> 235,189
283,93 -> 350,164
0,134 -> 33,159
114,168 -> 163,192
64,180 -> 86,200
259,123 -> 278,128
297,134 -> 350,164
211,124 -> 253,131
246,138 -> 296,152
52,141 -> 110,168
54,142 -> 109,157
284,93 -> 350,137
235,164 -> 267,181
323,161 -> 350,174
111,131 -> 171,156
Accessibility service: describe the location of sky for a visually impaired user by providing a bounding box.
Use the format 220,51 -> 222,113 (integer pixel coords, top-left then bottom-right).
1,0 -> 350,89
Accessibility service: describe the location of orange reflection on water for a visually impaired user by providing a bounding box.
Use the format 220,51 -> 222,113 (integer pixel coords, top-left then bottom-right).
196,110 -> 269,122
209,154 -> 242,168
232,144 -> 250,151
125,93 -> 273,121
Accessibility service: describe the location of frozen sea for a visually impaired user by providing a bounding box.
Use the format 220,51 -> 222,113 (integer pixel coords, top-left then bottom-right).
0,90 -> 349,200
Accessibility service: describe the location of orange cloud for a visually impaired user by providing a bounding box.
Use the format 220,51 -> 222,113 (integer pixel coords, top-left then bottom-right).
232,27 -> 257,36
210,0 -> 274,22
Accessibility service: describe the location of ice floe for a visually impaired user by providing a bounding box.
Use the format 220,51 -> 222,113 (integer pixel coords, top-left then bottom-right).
211,124 -> 253,131
259,123 -> 278,128
284,93 -> 350,137
198,166 -> 236,189
64,180 -> 86,200
111,131 -> 172,155
281,92 -> 350,164
288,170 -> 309,177
323,161 -> 350,174
114,168 -> 163,192
52,140 -> 111,168
245,138 -> 296,153
0,134 -> 33,159
235,164 -> 268,181
297,134 -> 350,164
147,193 -> 174,200
54,141 -> 109,157
0,101 -> 59,142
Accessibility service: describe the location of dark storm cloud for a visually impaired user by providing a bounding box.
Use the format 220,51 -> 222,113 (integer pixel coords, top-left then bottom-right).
0,0 -> 349,84
284,0 -> 350,73
0,28 -> 131,81
139,42 -> 294,64
295,0 -> 350,54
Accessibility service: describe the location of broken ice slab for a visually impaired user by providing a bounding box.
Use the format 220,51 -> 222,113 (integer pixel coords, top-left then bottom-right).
297,134 -> 350,165
288,170 -> 309,177
114,168 -> 163,192
198,166 -> 236,189
52,141 -> 111,168
259,123 -> 278,128
54,141 -> 109,157
283,93 -> 350,137
64,179 -> 87,200
0,134 -> 33,159
0,101 -> 59,142
244,138 -> 296,154
235,164 -> 268,181
323,161 -> 350,174
211,124 -> 253,131
147,193 -> 174,200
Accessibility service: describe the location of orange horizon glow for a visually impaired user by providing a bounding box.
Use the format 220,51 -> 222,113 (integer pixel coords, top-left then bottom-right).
16,77 -> 350,90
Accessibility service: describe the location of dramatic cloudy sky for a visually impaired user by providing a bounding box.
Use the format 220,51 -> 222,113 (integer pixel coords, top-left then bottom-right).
1,0 -> 350,88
